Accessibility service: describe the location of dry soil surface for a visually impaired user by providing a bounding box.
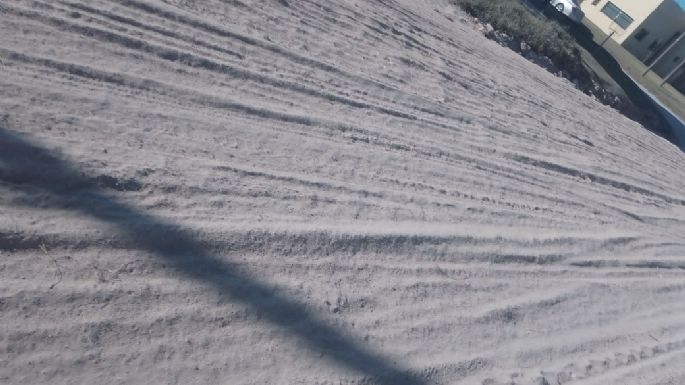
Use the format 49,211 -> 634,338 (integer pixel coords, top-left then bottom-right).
1,1 -> 685,384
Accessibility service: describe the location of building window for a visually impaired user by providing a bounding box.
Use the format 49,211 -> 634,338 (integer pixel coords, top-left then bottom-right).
601,2 -> 634,29
634,28 -> 649,41
675,56 -> 682,63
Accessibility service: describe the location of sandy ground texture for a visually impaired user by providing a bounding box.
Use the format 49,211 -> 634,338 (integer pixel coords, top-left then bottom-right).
1,0 -> 685,384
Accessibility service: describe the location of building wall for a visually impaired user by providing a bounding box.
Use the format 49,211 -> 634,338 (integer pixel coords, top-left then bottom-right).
580,0 -> 662,44
652,38 -> 685,79
673,67 -> 685,94
621,0 -> 685,76
581,0 -> 685,82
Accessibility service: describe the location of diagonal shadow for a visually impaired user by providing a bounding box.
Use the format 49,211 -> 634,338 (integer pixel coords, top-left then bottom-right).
0,126 -> 428,385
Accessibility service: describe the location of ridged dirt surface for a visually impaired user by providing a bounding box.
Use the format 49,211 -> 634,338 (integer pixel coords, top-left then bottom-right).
2,0 -> 685,384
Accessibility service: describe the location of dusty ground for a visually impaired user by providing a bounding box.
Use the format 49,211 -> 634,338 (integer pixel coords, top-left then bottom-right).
1,1 -> 685,384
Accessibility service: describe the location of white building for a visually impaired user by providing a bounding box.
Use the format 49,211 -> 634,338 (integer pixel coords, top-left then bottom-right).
581,0 -> 685,91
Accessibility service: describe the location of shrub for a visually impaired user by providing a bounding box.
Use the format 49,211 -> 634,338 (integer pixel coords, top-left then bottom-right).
453,0 -> 588,81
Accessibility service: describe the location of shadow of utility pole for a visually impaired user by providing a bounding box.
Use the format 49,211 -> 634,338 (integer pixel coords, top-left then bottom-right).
0,127 -> 429,385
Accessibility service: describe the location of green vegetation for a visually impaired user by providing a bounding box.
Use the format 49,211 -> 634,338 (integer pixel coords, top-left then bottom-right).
453,0 -> 588,80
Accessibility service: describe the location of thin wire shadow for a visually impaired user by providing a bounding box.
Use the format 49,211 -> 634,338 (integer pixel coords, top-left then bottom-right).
0,127 -> 428,385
